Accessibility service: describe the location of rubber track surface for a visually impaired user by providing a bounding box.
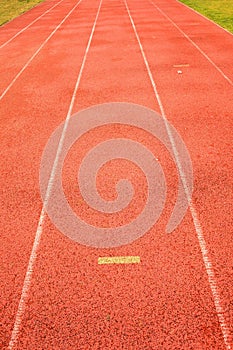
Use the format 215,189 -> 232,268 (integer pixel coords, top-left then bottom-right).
0,0 -> 232,349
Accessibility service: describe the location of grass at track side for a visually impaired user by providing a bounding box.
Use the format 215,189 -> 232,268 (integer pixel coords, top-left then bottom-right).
0,0 -> 44,26
179,0 -> 233,33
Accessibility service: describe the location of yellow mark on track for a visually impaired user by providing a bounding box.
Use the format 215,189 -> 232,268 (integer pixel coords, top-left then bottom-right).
173,64 -> 190,67
98,256 -> 140,265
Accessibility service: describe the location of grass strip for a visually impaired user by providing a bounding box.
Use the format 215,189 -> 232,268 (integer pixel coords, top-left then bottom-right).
0,0 -> 44,26
179,0 -> 233,33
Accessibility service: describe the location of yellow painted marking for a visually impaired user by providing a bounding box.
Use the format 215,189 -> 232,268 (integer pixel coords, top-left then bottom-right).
173,64 -> 190,67
98,256 -> 140,265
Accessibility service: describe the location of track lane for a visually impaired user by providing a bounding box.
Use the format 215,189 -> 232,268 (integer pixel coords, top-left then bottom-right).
149,0 -> 233,87
0,0 -> 84,97
0,0 -> 65,44
125,0 -> 232,347
126,0 -> 233,347
0,0 -> 65,49
153,0 -> 233,83
0,0 -> 101,347
7,0 -> 103,346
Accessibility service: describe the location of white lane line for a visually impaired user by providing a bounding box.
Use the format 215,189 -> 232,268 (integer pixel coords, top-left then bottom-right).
124,1 -> 232,349
176,0 -> 233,37
0,0 -> 82,101
7,0 -> 103,348
149,0 -> 233,87
0,0 -> 65,49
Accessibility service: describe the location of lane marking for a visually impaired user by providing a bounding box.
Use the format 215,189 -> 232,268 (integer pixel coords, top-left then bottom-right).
0,0 -> 82,101
0,0 -> 65,49
173,64 -> 189,67
150,0 -> 233,87
124,1 -> 232,349
7,0 -> 103,348
176,0 -> 233,37
98,256 -> 140,264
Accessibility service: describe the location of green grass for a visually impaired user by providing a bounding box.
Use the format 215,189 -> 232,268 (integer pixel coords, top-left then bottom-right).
0,0 -> 44,26
179,0 -> 233,33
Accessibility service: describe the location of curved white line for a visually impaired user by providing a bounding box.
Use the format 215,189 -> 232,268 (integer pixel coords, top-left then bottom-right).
0,0 -> 65,49
7,0 -> 103,348
124,0 -> 232,349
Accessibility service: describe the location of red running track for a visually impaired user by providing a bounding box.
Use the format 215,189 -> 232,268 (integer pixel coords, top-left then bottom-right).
0,0 -> 232,349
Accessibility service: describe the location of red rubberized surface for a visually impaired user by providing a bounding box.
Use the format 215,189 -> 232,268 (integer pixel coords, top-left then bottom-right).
0,0 -> 232,349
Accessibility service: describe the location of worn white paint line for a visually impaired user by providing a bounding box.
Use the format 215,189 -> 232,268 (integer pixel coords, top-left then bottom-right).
124,0 -> 232,349
7,0 -> 103,348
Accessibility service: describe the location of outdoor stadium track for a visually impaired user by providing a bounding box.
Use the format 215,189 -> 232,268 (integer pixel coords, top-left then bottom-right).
0,0 -> 232,349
